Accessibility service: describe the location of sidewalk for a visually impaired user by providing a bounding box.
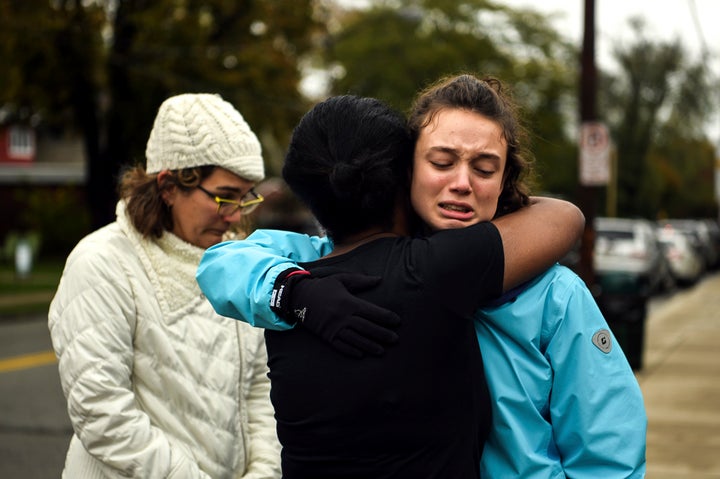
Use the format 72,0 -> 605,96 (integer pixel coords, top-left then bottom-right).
636,271 -> 720,478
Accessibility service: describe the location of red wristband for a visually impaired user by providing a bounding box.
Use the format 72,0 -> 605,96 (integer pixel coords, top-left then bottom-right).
286,270 -> 311,279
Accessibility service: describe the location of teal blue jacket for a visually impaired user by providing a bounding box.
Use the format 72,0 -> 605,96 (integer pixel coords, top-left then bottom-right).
197,230 -> 647,478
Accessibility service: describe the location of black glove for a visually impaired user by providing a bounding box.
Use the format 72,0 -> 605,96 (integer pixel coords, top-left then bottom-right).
270,268 -> 401,358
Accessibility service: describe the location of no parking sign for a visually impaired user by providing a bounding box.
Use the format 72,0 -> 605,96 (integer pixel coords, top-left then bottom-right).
579,121 -> 611,186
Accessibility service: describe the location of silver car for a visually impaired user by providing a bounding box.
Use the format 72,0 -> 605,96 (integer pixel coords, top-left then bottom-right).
656,223 -> 705,285
594,217 -> 673,296
657,219 -> 719,271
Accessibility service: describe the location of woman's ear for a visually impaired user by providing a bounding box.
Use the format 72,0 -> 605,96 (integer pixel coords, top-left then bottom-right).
157,170 -> 175,206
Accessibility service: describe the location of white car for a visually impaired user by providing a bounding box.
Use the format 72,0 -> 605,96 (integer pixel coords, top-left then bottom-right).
594,217 -> 673,296
656,224 -> 705,286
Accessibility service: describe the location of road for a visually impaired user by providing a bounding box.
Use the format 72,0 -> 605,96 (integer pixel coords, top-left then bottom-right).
0,314 -> 71,478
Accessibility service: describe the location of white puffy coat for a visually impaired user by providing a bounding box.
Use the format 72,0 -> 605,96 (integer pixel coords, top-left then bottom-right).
48,202 -> 280,478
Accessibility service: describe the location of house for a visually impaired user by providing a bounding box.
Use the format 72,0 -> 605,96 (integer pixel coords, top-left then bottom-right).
0,124 -> 85,184
0,122 -> 87,258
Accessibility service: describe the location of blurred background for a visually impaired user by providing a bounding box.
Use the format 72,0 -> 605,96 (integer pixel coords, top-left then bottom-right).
3,0 -> 718,341
1,0 -> 718,256
0,0 -> 719,477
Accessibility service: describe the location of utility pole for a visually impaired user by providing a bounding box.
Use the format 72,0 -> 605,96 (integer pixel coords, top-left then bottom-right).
577,0 -> 600,287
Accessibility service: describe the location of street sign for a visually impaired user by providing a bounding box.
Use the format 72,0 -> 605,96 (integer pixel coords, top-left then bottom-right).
579,121 -> 610,186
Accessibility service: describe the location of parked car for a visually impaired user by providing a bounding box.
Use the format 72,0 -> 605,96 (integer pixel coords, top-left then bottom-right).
700,219 -> 720,270
594,217 -> 673,297
593,217 -> 670,371
658,219 -> 719,271
656,224 -> 704,286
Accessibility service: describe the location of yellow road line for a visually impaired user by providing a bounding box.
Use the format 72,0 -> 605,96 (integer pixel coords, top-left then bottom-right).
0,350 -> 57,373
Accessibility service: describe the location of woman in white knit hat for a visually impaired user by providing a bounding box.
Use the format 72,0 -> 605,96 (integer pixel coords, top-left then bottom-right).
48,93 -> 281,478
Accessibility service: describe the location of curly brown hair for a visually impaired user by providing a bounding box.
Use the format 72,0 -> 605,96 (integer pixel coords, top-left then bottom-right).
407,73 -> 536,217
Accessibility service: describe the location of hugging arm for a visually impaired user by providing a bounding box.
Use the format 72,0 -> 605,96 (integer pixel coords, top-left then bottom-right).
197,229 -> 401,356
197,197 -> 583,354
492,197 -> 584,292
197,229 -> 331,330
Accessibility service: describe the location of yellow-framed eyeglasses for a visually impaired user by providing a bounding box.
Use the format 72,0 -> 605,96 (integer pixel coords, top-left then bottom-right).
196,185 -> 264,215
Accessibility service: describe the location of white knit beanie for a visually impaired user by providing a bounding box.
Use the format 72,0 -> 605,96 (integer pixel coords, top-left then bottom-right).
145,93 -> 265,182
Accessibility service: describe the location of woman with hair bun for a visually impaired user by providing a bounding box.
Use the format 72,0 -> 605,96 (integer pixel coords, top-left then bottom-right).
200,93 -> 584,478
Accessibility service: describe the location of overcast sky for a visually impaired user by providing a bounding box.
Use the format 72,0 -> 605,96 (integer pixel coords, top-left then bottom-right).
338,0 -> 718,67
337,0 -> 720,144
501,0 -> 717,66
498,0 -> 720,144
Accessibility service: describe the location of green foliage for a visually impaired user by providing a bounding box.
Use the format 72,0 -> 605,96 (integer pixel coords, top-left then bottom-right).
0,0 -> 105,128
321,0 -> 579,196
14,186 -> 91,259
652,129 -> 717,218
599,17 -> 718,219
0,259 -> 64,316
102,0 -> 323,175
1,0 -> 717,226
0,0 -> 323,229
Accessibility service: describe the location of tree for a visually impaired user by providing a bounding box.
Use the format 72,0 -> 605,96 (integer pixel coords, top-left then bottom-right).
0,0 -> 105,130
599,17 -> 717,218
653,128 -> 717,219
1,0 -> 322,229
317,0 -> 579,196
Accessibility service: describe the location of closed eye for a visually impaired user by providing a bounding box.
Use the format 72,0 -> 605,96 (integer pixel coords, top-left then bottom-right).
474,167 -> 497,177
430,161 -> 454,169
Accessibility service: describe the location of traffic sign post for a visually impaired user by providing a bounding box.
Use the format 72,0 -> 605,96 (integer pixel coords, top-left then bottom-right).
579,121 -> 611,186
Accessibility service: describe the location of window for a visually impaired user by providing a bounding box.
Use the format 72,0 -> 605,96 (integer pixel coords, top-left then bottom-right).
8,126 -> 35,160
